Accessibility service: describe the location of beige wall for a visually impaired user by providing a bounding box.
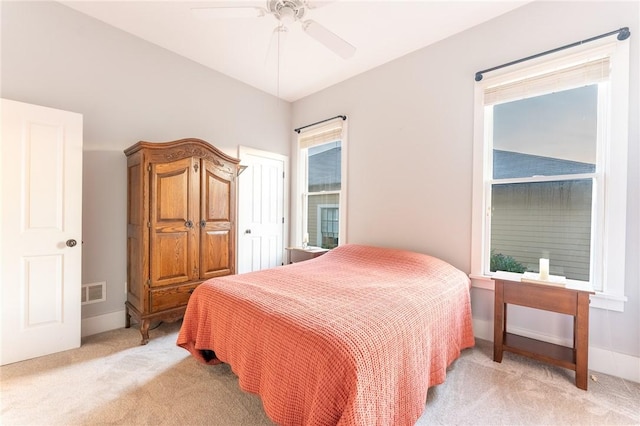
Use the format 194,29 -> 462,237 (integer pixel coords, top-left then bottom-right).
292,1 -> 639,358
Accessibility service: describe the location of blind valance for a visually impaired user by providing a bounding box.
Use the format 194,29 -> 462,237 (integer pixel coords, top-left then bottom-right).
298,118 -> 344,149
484,57 -> 610,105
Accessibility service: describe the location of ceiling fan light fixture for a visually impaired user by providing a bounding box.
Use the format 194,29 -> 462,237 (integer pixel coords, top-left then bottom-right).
278,6 -> 296,26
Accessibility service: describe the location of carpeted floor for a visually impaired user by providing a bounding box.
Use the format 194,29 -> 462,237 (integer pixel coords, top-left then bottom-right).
1,321 -> 638,425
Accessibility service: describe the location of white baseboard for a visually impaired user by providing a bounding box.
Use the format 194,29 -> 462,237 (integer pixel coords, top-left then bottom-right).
588,345 -> 640,383
81,309 -> 126,338
473,318 -> 640,383
81,313 -> 639,383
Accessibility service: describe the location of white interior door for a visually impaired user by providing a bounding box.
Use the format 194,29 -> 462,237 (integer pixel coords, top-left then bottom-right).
237,147 -> 287,273
1,98 -> 83,365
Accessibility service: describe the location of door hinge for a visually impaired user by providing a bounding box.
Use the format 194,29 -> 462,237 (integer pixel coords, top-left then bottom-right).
194,163 -> 199,173
147,164 -> 151,172
282,217 -> 285,224
147,222 -> 151,228
146,279 -> 151,286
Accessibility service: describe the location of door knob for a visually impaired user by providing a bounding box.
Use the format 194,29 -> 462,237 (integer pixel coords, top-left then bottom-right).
66,239 -> 77,247
245,229 -> 252,234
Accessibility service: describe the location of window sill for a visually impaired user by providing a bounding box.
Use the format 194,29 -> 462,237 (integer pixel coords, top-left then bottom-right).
469,274 -> 495,290
469,273 -> 627,312
589,292 -> 627,312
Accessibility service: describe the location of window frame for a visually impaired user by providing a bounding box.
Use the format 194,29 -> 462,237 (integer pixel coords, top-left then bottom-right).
470,36 -> 630,311
296,118 -> 348,249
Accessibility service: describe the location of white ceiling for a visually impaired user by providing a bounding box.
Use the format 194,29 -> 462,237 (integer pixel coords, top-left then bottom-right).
60,1 -> 529,102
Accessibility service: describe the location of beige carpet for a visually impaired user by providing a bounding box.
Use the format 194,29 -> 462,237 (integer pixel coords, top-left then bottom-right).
1,321 -> 638,425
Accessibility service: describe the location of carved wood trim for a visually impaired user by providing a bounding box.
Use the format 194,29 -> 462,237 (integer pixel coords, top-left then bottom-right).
124,138 -> 240,171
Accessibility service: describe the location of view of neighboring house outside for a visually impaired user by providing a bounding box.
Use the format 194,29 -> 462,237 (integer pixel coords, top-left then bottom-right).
491,152 -> 594,281
489,84 -> 597,281
306,142 -> 341,249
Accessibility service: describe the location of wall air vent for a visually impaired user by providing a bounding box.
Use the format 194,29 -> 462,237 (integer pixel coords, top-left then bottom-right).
81,282 -> 106,305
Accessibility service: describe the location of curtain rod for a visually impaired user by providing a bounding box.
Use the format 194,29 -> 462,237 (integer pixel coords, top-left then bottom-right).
294,115 -> 347,134
475,27 -> 630,82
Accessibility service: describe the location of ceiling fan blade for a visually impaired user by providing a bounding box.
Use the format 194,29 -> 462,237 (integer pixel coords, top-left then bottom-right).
302,19 -> 355,59
191,6 -> 266,20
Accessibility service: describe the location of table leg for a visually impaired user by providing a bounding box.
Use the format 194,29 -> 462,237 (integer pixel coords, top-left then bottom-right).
575,292 -> 590,390
493,280 -> 505,362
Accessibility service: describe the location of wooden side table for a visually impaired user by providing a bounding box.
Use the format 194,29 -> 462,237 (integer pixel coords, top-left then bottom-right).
285,246 -> 329,264
493,275 -> 594,390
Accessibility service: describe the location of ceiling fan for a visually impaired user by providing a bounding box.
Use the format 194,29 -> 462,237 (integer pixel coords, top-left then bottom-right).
191,0 -> 356,59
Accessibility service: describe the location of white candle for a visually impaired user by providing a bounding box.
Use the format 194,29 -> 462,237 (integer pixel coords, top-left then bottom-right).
539,258 -> 549,280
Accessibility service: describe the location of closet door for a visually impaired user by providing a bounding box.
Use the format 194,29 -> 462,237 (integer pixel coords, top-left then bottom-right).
200,158 -> 235,280
149,157 -> 199,288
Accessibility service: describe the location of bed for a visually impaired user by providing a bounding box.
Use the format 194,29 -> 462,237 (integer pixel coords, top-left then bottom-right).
177,244 -> 474,425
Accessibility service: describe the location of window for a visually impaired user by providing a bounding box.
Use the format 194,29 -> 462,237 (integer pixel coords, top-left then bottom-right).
490,86 -> 597,281
297,118 -> 347,249
471,36 -> 630,311
319,205 -> 339,248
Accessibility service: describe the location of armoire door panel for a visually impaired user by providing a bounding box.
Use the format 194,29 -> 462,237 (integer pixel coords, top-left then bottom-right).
205,174 -> 231,222
202,160 -> 233,222
126,154 -> 145,312
127,234 -> 142,307
201,230 -> 232,278
152,232 -> 190,286
127,163 -> 142,225
150,157 -> 198,287
155,162 -> 191,222
201,157 -> 235,280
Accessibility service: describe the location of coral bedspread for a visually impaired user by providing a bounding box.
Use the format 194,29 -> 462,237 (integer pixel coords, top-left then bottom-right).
177,244 -> 474,426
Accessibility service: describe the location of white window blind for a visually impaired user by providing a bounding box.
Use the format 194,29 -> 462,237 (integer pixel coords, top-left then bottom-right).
298,119 -> 344,149
484,57 -> 610,105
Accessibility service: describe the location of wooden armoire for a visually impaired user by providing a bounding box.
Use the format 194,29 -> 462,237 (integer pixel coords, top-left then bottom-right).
124,138 -> 239,344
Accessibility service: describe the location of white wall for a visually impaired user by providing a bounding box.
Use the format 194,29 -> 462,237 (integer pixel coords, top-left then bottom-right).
292,1 -> 640,364
1,1 -> 291,320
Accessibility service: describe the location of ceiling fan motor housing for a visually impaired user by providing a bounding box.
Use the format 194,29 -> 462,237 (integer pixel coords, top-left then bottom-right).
268,0 -> 307,24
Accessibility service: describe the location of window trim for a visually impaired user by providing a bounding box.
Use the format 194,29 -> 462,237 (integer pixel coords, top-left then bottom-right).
296,118 -> 348,249
470,36 -> 630,311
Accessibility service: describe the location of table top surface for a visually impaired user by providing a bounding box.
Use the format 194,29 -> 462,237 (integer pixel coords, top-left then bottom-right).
492,271 -> 595,294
